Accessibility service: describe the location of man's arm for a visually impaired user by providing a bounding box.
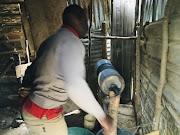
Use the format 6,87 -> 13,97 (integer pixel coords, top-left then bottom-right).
59,41 -> 112,130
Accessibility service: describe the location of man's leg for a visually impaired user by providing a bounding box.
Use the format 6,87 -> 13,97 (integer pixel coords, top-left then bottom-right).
22,109 -> 68,135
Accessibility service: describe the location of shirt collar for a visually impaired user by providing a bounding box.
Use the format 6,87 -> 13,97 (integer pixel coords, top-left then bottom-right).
62,25 -> 80,39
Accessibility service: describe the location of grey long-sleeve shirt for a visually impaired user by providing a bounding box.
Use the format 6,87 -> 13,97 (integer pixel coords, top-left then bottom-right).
23,27 -> 106,120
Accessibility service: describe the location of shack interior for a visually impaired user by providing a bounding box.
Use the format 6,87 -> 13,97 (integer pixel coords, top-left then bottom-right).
0,0 -> 180,135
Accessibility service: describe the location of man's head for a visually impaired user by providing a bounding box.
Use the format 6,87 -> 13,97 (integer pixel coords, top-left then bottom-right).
63,5 -> 88,38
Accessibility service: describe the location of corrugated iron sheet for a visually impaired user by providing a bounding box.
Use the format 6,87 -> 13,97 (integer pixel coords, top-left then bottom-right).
68,0 -> 111,66
111,0 -> 136,103
67,0 -> 111,29
138,0 -> 168,22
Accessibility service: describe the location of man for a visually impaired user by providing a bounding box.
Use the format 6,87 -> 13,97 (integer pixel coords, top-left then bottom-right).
20,4 -> 112,135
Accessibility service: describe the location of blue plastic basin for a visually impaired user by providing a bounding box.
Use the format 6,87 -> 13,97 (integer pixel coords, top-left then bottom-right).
96,127 -> 134,135
68,127 -> 94,135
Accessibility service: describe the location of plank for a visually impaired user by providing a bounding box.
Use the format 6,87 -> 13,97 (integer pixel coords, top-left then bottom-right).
0,15 -> 21,25
0,49 -> 23,55
0,0 -> 24,4
0,25 -> 21,33
0,4 -> 20,14
0,32 -> 23,37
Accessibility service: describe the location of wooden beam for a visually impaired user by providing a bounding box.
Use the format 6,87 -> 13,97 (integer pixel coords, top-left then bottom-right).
0,0 -> 24,4
0,25 -> 21,33
0,4 -> 20,14
0,49 -> 23,55
0,38 -> 22,43
20,3 -> 35,57
0,15 -> 21,25
135,0 -> 146,127
0,32 -> 23,37
91,35 -> 137,40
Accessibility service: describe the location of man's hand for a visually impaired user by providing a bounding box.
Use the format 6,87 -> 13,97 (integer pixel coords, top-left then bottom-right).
98,114 -> 113,133
18,87 -> 31,97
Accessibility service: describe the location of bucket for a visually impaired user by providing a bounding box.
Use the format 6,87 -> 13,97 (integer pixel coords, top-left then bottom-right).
96,127 -> 134,135
84,114 -> 96,130
68,127 -> 94,135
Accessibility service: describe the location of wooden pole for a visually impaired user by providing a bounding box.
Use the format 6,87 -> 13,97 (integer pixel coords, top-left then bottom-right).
91,35 -> 137,39
135,0 -> 146,126
102,21 -> 108,59
153,0 -> 174,131
105,76 -> 125,135
106,92 -> 120,135
88,0 -> 93,70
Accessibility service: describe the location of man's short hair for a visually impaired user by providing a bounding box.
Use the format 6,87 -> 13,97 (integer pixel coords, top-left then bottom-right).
63,4 -> 87,26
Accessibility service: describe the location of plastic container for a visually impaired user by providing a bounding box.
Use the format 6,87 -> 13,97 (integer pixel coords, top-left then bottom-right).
68,127 -> 94,135
84,114 -> 96,130
96,127 -> 134,135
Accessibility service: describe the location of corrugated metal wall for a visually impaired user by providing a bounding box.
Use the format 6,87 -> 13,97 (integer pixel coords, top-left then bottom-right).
68,0 -> 111,29
68,0 -> 111,67
111,0 -> 136,103
67,0 -> 112,96
139,0 -> 180,134
138,0 -> 167,23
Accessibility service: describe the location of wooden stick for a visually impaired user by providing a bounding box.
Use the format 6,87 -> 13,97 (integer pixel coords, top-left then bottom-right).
91,35 -> 137,39
106,92 -> 120,135
153,0 -> 174,130
102,21 -> 108,59
135,0 -> 146,126
87,0 -> 93,71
